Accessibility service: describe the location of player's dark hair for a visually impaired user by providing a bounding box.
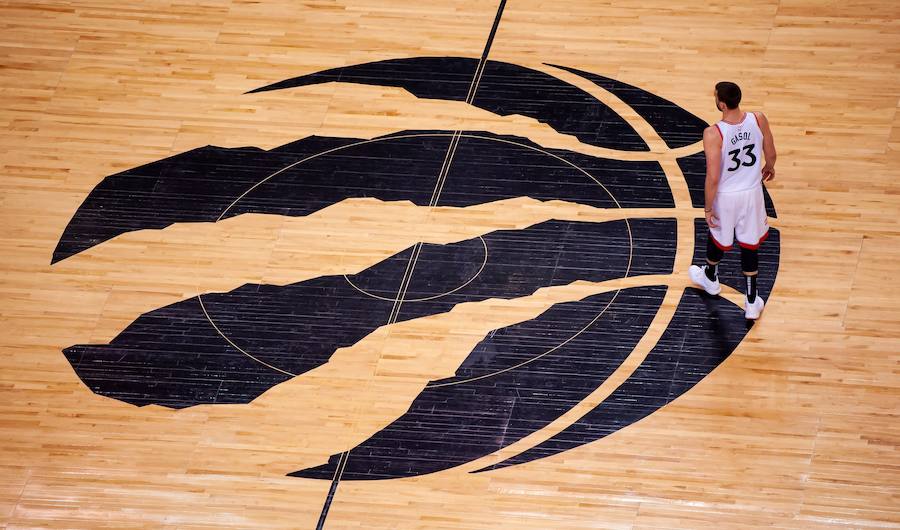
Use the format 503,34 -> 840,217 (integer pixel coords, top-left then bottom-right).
715,81 -> 742,109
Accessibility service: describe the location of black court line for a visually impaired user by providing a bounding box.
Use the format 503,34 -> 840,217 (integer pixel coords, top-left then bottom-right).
315,1 -> 508,527
316,451 -> 349,529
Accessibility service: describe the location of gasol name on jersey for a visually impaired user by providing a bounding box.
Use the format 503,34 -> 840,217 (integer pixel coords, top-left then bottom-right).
730,131 -> 751,145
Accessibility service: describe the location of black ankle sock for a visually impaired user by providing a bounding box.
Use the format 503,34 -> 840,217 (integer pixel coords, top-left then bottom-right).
746,274 -> 758,302
705,263 -> 718,281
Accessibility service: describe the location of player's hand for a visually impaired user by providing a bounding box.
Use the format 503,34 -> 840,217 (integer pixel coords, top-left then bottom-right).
705,209 -> 718,228
762,165 -> 775,182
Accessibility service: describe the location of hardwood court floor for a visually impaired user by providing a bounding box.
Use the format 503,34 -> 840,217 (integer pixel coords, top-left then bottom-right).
1,0 -> 899,528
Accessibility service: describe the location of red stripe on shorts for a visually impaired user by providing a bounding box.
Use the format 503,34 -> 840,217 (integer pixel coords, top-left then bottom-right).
738,229 -> 770,250
710,232 -> 733,251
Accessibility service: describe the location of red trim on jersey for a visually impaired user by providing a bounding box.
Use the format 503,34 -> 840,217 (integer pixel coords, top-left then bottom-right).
714,123 -> 723,139
709,232 -> 733,251
738,229 -> 770,250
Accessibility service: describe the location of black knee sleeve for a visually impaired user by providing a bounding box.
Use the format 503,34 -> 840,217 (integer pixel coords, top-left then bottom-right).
706,236 -> 724,263
740,246 -> 758,273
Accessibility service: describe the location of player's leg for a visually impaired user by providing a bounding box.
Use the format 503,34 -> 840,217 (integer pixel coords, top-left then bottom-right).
740,245 -> 764,319
704,235 -> 725,280
689,235 -> 724,295
735,187 -> 769,319
689,197 -> 734,295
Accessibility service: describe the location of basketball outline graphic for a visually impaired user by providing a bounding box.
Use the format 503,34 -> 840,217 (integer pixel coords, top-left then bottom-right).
52,55 -> 780,484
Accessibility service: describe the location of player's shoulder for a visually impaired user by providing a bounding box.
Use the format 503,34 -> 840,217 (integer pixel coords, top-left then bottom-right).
703,124 -> 723,141
751,110 -> 769,124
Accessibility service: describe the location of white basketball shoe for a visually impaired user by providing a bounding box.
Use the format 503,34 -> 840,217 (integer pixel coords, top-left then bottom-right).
745,296 -> 765,320
688,265 -> 721,295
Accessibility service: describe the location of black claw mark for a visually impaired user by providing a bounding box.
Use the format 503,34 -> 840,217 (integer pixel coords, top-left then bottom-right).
548,64 -> 709,149
63,219 -> 675,409
292,286 -> 667,480
52,131 -> 670,264
475,288 -> 749,472
249,57 -> 649,151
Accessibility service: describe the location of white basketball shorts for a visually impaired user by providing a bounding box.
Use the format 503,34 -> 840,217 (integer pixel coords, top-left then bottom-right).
709,185 -> 769,250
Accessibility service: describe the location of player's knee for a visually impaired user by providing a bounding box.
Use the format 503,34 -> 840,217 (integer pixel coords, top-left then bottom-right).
740,246 -> 758,273
706,237 -> 725,263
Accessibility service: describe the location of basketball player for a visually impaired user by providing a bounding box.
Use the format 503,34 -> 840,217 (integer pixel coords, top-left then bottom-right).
689,81 -> 776,319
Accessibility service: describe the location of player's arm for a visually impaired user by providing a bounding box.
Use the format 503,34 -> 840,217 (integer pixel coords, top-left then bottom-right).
703,125 -> 722,228
756,111 -> 777,181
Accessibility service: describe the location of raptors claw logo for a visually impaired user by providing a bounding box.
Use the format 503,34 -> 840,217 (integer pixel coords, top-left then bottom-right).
53,57 -> 779,480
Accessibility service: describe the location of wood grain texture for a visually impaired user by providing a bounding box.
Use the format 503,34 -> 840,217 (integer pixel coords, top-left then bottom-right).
1,0 -> 898,528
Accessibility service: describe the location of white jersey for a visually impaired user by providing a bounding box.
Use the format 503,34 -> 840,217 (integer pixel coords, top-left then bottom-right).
715,112 -> 764,193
